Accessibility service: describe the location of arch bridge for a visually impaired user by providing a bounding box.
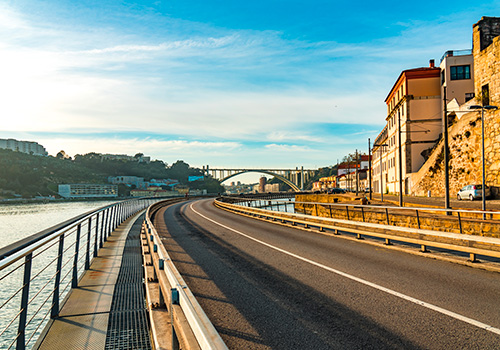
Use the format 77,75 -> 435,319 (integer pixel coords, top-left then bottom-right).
203,166 -> 316,192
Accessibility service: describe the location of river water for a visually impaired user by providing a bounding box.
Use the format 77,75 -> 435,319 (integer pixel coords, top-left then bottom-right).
0,200 -> 118,250
0,200 -> 118,349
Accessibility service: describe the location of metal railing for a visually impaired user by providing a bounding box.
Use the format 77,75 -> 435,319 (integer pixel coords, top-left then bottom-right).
216,197 -> 500,262
0,198 -> 159,350
143,200 -> 228,350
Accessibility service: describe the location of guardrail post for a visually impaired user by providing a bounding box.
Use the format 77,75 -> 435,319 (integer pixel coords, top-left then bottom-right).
385,238 -> 391,245
421,244 -> 427,253
346,206 -> 350,220
416,210 -> 421,229
72,224 -> 81,288
85,217 -> 91,270
52,235 -> 65,318
17,252 -> 33,350
385,208 -> 390,225
361,207 -> 365,222
171,288 -> 180,350
458,212 -> 462,234
469,253 -> 477,263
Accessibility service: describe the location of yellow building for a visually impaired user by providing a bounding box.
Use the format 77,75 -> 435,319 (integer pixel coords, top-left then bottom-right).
374,61 -> 442,196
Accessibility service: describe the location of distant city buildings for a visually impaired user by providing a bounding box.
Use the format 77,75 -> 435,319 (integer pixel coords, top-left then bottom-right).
0,138 -> 48,156
58,184 -> 118,198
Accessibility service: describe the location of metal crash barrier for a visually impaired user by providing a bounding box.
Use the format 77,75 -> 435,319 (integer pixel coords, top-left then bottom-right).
142,199 -> 228,350
215,197 -> 500,263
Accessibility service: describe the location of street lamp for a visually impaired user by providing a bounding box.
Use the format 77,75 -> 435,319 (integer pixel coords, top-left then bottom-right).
373,143 -> 388,201
468,104 -> 498,217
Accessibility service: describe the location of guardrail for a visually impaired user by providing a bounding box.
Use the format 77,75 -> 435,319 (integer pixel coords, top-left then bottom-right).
0,198 -> 159,350
215,197 -> 500,263
143,199 -> 228,350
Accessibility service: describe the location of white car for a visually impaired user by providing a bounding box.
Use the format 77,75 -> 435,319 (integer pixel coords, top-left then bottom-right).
457,184 -> 491,201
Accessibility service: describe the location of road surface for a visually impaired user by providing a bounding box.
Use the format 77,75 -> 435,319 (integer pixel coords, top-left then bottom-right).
153,198 -> 500,349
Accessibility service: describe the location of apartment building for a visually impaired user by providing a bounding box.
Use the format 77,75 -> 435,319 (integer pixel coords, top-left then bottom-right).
0,138 -> 48,156
58,184 -> 118,198
376,61 -> 442,196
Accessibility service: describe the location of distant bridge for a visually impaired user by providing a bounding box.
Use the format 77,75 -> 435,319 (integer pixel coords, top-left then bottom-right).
202,166 -> 316,192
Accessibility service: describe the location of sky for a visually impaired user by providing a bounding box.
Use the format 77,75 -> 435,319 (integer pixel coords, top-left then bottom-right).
1,0 -> 499,183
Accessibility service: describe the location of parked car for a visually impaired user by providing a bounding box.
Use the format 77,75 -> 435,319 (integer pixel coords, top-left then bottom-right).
457,184 -> 491,201
328,188 -> 346,194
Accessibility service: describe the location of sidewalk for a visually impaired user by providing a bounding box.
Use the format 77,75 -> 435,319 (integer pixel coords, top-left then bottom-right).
368,193 -> 500,211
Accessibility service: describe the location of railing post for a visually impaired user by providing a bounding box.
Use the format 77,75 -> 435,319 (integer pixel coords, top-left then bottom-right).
17,253 -> 33,350
52,235 -> 65,318
346,206 -> 350,220
94,213 -> 99,256
416,210 -> 421,229
104,208 -> 109,241
72,224 -> 81,288
385,208 -> 390,225
85,217 -> 91,270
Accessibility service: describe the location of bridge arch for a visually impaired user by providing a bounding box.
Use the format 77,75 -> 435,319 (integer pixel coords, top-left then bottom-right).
219,170 -> 301,192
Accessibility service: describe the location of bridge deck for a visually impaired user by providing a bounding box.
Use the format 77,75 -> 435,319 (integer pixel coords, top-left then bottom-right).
34,212 -> 151,350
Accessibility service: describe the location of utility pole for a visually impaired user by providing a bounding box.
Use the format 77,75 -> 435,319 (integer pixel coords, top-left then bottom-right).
398,110 -> 403,207
368,138 -> 372,200
443,86 -> 450,210
355,150 -> 359,195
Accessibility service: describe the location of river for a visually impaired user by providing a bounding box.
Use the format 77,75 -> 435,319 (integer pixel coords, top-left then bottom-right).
0,200 -> 118,250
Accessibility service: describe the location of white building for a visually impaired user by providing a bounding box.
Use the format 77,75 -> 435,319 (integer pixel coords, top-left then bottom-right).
58,184 -> 118,198
0,138 -> 48,156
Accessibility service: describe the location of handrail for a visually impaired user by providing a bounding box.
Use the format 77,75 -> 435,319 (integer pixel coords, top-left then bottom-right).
224,195 -> 500,217
215,198 -> 500,263
0,197 -> 161,350
144,199 -> 228,350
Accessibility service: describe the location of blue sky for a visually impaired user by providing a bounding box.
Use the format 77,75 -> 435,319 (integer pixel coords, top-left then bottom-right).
1,0 -> 499,182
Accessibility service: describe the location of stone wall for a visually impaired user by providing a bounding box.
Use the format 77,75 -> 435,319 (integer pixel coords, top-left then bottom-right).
410,112 -> 483,197
295,194 -> 500,238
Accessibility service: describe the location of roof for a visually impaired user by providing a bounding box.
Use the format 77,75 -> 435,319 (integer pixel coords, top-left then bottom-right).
385,66 -> 441,103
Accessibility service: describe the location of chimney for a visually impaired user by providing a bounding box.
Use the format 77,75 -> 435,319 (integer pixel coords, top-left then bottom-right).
429,59 -> 435,68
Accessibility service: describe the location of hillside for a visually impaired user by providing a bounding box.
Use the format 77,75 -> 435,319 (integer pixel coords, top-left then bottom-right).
0,149 -> 223,198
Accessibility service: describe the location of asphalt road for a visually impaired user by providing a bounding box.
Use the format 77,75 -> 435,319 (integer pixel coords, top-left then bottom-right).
154,198 -> 500,349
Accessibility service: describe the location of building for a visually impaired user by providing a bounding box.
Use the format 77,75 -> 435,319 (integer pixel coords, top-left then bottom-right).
377,60 -> 442,196
440,50 -> 475,107
372,126 -> 388,194
108,176 -> 145,188
58,184 -> 118,198
0,138 -> 48,156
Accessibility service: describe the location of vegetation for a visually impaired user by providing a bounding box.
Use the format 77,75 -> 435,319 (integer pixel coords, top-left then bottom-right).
0,149 -> 224,198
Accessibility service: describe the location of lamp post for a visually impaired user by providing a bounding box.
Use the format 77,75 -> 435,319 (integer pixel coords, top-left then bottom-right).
469,104 -> 498,218
373,143 -> 388,201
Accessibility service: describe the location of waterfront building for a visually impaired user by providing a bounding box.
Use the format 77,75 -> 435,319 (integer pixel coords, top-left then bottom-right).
108,176 -> 145,188
0,138 -> 48,156
58,184 -> 118,198
376,60 -> 442,196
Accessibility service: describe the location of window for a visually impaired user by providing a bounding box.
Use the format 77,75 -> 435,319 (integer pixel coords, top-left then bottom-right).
482,84 -> 490,106
465,92 -> 475,102
450,65 -> 471,80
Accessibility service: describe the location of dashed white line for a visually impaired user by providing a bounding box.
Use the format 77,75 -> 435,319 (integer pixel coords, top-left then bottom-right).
190,202 -> 500,336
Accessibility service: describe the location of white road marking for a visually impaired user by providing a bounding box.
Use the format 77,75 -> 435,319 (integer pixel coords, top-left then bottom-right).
190,202 -> 500,335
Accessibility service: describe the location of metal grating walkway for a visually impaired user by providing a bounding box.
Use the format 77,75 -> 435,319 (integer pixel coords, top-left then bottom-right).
104,217 -> 151,350
35,212 -> 151,350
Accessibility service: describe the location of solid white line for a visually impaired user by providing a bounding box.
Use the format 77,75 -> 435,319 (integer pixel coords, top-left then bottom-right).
190,202 -> 500,335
